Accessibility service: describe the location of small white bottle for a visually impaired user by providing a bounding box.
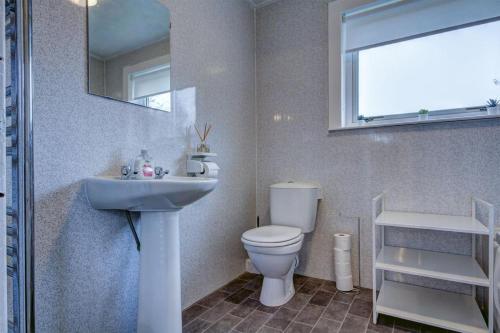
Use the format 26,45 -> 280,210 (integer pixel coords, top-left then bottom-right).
133,149 -> 155,179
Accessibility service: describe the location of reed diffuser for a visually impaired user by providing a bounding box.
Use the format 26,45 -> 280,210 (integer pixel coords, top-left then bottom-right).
194,122 -> 212,153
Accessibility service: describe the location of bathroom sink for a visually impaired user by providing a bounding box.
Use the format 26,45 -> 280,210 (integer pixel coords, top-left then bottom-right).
85,175 -> 218,333
85,175 -> 218,212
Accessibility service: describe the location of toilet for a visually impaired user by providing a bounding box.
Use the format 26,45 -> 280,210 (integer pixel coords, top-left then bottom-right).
241,182 -> 322,306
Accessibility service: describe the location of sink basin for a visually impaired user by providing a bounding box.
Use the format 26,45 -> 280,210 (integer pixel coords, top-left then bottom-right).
85,175 -> 218,333
85,176 -> 218,211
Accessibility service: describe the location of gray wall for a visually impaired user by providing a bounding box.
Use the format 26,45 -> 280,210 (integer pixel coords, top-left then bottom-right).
256,0 -> 500,288
88,55 -> 105,96
32,0 -> 255,332
104,39 -> 170,100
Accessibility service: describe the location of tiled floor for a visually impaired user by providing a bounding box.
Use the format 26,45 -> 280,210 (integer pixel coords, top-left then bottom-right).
182,273 -> 455,333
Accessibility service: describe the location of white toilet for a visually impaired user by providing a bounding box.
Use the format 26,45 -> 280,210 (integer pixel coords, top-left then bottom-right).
241,182 -> 322,306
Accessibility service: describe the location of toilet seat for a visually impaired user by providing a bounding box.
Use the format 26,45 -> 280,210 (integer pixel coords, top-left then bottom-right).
242,225 -> 302,247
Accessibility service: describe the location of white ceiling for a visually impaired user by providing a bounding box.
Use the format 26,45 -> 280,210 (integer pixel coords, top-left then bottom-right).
88,0 -> 170,59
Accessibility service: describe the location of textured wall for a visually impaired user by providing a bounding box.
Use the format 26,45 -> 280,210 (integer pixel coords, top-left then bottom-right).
256,0 -> 500,288
32,0 -> 255,332
88,56 -> 104,95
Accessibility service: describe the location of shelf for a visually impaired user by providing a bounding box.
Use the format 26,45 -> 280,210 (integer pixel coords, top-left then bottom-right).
188,152 -> 217,158
376,246 -> 488,286
375,211 -> 488,235
376,281 -> 488,333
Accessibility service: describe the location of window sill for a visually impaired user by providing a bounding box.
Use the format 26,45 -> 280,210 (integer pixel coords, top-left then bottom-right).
329,112 -> 500,132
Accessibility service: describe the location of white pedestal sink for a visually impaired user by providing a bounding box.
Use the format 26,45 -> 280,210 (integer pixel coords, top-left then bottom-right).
85,176 -> 218,333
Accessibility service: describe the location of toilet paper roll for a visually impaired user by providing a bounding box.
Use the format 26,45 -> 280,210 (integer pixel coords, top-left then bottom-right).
334,233 -> 352,250
334,259 -> 351,269
334,248 -> 351,263
202,162 -> 220,178
334,258 -> 351,268
334,256 -> 351,267
336,275 -> 353,292
335,262 -> 352,276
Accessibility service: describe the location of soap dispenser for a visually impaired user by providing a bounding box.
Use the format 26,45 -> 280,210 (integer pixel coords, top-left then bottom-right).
133,149 -> 155,179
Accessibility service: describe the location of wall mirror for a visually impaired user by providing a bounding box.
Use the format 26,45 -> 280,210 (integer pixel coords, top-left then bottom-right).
87,0 -> 171,112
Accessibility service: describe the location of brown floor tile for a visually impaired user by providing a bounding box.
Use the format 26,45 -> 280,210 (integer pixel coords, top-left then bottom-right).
320,281 -> 337,293
322,301 -> 349,322
239,272 -> 259,281
231,298 -> 261,318
265,307 -> 299,331
226,288 -> 254,304
309,290 -> 334,307
339,314 -> 369,333
200,301 -> 237,322
355,288 -> 372,302
234,310 -> 272,333
258,327 -> 282,333
182,274 -> 447,333
294,275 -> 309,287
295,304 -> 324,326
299,281 -> 322,295
205,314 -> 243,333
332,292 -> 355,304
183,304 -> 210,326
223,279 -> 249,293
284,293 -> 312,311
257,304 -> 279,314
394,318 -> 421,333
249,290 -> 261,300
244,277 -> 263,291
183,318 -> 212,333
286,322 -> 313,333
348,298 -> 372,318
312,318 -> 341,333
306,277 -> 325,285
197,290 -> 231,308
368,314 -> 393,333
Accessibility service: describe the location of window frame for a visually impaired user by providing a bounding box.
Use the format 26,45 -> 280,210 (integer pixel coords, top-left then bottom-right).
328,0 -> 500,131
122,55 -> 172,112
133,91 -> 172,112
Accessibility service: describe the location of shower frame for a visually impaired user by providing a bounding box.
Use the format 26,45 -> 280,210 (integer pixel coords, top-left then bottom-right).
5,0 -> 34,332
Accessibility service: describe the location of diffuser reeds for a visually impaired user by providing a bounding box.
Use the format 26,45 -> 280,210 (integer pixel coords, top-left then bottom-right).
194,122 -> 212,143
194,122 -> 212,153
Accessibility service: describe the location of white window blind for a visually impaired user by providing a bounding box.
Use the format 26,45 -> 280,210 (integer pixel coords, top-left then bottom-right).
343,0 -> 500,52
131,66 -> 170,100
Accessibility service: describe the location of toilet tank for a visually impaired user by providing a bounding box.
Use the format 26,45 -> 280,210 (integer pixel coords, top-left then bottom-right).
270,182 -> 322,233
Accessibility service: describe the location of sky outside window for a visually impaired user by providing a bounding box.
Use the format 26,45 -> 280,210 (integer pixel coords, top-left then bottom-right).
358,20 -> 500,117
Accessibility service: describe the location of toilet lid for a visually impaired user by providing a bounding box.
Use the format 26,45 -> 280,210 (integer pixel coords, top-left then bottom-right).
242,225 -> 302,244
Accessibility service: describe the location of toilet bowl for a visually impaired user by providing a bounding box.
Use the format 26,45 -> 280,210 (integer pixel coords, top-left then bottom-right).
241,181 -> 322,307
242,225 -> 304,306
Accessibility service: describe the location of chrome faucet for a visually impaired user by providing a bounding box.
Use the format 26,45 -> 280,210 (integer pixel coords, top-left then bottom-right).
154,167 -> 170,179
121,165 -> 132,180
121,165 -> 169,180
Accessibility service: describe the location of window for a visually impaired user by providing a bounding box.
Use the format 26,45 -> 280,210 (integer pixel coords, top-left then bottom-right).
123,56 -> 171,112
329,0 -> 500,129
129,65 -> 171,112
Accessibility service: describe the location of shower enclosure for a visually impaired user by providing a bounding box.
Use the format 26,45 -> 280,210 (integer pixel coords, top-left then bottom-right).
3,0 -> 33,332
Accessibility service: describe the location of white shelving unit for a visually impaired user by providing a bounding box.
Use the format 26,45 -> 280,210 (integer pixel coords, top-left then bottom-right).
372,194 -> 495,333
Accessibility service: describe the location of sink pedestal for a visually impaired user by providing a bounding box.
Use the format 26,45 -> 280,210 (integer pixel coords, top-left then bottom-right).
137,211 -> 182,333
85,176 -> 218,333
